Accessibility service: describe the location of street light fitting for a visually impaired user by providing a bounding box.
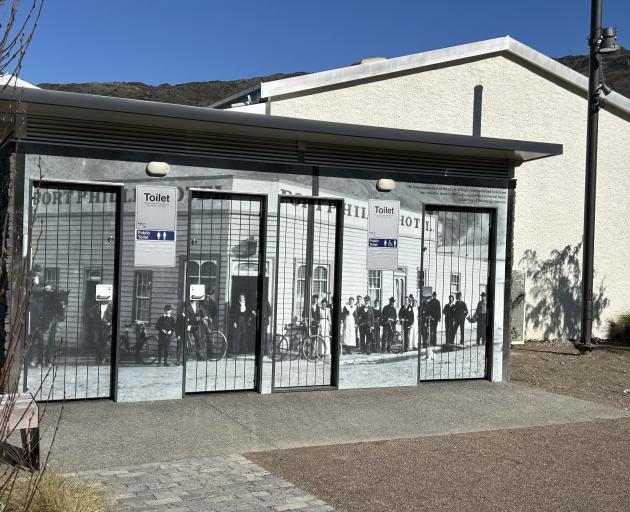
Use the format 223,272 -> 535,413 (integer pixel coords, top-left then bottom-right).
597,27 -> 619,53
597,82 -> 613,96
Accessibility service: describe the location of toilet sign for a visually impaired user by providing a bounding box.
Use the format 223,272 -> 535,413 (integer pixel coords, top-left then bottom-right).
367,199 -> 400,270
135,185 -> 177,267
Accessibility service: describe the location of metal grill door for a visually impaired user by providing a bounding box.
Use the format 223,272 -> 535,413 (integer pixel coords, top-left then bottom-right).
25,182 -> 121,400
184,191 -> 266,393
272,196 -> 343,390
418,207 -> 493,381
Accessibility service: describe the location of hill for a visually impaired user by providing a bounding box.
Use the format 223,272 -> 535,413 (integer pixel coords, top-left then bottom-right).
37,48 -> 630,107
37,72 -> 307,107
557,46 -> 630,98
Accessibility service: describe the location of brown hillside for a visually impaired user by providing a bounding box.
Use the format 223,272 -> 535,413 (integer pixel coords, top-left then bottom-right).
38,73 -> 307,107
37,47 -> 630,106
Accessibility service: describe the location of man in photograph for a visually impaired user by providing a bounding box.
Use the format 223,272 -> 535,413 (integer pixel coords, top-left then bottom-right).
381,297 -> 397,353
399,296 -> 414,352
357,295 -> 375,355
372,299 -> 382,353
454,292 -> 469,346
442,295 -> 456,345
303,294 -> 321,336
427,291 -> 441,346
155,304 -> 176,366
90,298 -> 112,364
470,292 -> 488,345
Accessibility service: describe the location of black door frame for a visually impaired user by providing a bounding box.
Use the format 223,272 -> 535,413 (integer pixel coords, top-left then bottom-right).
418,204 -> 497,383
183,188 -> 268,394
26,179 -> 124,401
271,194 -> 344,392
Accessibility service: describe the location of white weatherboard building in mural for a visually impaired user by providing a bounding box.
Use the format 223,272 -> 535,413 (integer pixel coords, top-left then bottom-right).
216,36 -> 630,340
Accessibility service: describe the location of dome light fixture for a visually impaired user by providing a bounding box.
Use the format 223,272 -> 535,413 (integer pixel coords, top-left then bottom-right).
146,161 -> 170,177
376,178 -> 395,192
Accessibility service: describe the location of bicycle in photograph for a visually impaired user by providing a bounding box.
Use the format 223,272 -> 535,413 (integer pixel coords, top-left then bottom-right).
187,316 -> 228,362
117,322 -> 159,365
382,318 -> 404,354
273,321 -> 327,363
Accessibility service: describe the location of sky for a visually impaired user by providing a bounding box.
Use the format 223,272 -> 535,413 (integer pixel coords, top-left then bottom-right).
18,0 -> 630,85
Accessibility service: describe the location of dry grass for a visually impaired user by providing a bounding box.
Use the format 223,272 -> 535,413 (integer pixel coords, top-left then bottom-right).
2,472 -> 109,512
607,313 -> 630,344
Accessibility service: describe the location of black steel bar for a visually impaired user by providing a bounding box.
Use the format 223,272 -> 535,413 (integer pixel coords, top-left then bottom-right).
111,187 -> 123,402
255,194 -> 267,393
580,0 -> 603,349
331,198 -> 344,389
418,206 -> 427,383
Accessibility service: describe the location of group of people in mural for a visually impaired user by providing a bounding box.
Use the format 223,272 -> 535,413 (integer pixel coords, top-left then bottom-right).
26,265 -> 71,369
26,261 -> 488,369
300,288 -> 488,358
336,291 -> 488,356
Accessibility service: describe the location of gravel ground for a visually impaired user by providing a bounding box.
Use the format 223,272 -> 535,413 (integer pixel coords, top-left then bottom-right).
248,417 -> 630,512
248,341 -> 630,511
510,340 -> 630,410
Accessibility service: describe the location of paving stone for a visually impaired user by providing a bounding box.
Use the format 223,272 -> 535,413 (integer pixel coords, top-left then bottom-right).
84,453 -> 335,511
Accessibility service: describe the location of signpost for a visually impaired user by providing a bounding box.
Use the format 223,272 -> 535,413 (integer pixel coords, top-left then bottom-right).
367,199 -> 400,270
134,185 -> 177,267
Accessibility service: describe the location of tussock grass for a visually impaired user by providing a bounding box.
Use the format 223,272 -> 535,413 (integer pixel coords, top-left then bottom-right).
2,472 -> 109,512
607,313 -> 630,344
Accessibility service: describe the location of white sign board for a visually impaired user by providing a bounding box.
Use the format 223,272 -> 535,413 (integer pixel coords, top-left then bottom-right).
135,185 -> 178,267
95,284 -> 113,301
367,199 -> 400,270
189,284 -> 206,301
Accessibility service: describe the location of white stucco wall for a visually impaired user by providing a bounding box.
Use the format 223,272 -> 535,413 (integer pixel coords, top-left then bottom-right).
267,55 -> 630,338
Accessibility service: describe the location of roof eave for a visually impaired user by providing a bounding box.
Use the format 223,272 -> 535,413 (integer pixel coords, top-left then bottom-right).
0,87 -> 562,164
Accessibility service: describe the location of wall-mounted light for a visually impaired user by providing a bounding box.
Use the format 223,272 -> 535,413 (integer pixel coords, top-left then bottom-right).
376,178 -> 395,192
146,161 -> 170,177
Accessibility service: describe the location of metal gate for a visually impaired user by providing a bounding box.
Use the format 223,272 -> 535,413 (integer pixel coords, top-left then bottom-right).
184,190 -> 266,393
25,181 -> 121,400
272,196 -> 343,390
418,206 -> 494,381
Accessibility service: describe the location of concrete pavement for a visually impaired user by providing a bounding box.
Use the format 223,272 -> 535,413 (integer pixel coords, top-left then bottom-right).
43,381 -> 628,472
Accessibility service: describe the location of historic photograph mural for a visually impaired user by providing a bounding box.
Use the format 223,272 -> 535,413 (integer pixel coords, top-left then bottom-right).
23,154 -> 507,401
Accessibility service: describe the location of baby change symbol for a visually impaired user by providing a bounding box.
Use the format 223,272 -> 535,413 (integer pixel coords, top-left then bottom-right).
136,230 -> 175,241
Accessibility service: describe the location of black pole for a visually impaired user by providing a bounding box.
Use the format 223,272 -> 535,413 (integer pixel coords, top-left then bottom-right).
580,0 -> 602,349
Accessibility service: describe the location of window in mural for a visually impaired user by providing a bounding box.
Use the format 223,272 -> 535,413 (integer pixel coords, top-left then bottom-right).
450,272 -> 461,294
367,270 -> 382,303
133,270 -> 153,323
43,267 -> 59,288
296,264 -> 329,316
187,258 -> 218,294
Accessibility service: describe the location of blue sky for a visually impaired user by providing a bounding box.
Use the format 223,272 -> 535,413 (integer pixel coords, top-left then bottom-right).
21,0 -> 629,85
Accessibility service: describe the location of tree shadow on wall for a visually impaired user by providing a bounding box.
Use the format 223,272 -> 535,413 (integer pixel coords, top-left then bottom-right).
520,243 -> 609,339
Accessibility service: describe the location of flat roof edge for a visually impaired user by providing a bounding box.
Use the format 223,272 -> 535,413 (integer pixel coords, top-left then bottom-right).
1,87 -> 562,163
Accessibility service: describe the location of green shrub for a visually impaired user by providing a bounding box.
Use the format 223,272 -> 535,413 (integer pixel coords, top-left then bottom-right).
3,472 -> 109,512
607,313 -> 630,344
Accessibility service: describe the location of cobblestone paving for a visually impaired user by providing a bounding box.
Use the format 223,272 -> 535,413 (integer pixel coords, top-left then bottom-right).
74,454 -> 335,512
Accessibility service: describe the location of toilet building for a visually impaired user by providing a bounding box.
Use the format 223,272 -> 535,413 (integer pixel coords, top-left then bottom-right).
1,86 -> 561,402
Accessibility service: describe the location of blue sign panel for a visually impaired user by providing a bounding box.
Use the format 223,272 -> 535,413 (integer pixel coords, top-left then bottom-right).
368,238 -> 398,248
136,230 -> 175,241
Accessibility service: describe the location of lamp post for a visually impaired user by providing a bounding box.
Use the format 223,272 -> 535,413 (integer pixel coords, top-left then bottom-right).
579,0 -> 618,351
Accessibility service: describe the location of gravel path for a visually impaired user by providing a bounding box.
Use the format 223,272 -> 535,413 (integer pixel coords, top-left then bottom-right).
248,417 -> 630,512
510,341 -> 630,410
